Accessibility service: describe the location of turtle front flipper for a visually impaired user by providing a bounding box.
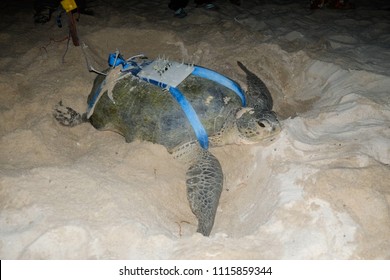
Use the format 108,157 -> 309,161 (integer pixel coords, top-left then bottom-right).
54,101 -> 88,127
173,142 -> 223,236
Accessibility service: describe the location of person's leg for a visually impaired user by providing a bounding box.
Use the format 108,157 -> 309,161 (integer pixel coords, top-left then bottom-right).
76,0 -> 94,15
33,0 -> 60,10
229,0 -> 241,5
33,0 -> 60,23
168,0 -> 190,11
168,0 -> 189,18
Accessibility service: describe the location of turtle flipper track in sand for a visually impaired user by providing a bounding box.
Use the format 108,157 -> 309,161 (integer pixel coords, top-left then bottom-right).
54,101 -> 87,127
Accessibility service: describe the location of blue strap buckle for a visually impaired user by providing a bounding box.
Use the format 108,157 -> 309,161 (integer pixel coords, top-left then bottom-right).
108,52 -> 136,71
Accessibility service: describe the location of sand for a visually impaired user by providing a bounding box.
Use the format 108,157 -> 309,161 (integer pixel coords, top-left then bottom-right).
0,0 -> 389,259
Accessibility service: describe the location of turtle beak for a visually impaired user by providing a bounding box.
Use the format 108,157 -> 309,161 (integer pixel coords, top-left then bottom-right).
258,110 -> 280,132
272,121 -> 281,133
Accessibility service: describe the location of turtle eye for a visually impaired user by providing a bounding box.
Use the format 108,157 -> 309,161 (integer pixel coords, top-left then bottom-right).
258,121 -> 266,128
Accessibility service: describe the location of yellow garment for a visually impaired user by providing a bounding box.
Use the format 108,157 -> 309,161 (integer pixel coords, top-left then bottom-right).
60,0 -> 77,13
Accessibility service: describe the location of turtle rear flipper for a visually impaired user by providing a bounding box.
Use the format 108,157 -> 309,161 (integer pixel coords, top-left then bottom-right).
174,142 -> 223,236
187,150 -> 223,236
54,101 -> 88,127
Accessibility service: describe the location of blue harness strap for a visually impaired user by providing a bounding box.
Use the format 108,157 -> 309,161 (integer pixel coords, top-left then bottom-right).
97,53 -> 247,150
86,82 -> 104,118
140,77 -> 209,149
169,87 -> 209,149
192,66 -> 247,107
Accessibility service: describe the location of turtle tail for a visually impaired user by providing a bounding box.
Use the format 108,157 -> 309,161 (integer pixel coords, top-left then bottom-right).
53,101 -> 88,127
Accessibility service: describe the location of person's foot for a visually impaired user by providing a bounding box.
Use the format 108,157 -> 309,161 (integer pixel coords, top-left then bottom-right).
196,3 -> 219,10
174,8 -> 187,18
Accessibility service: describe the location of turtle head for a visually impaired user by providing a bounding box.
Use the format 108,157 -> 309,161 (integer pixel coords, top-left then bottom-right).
235,108 -> 281,143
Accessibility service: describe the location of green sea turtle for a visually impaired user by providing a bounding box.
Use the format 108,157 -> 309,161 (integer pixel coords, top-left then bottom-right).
54,55 -> 280,236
